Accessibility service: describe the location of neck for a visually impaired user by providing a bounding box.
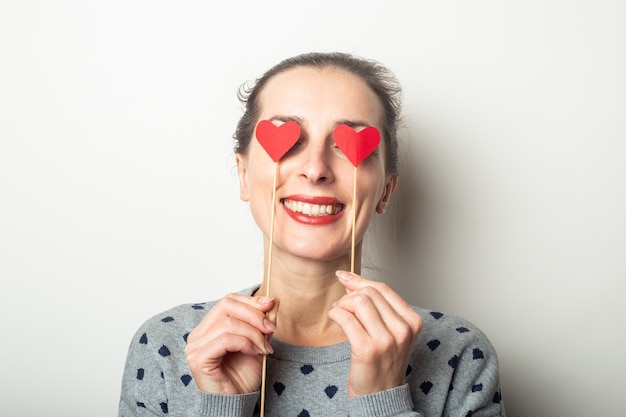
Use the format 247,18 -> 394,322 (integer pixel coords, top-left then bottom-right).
256,244 -> 362,347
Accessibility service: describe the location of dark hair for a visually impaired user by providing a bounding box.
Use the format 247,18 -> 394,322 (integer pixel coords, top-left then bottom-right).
233,52 -> 403,175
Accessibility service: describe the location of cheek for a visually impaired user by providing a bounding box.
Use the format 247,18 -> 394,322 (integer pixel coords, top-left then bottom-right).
243,164 -> 277,224
246,147 -> 279,191
247,171 -> 275,204
246,175 -> 274,234
357,166 -> 387,204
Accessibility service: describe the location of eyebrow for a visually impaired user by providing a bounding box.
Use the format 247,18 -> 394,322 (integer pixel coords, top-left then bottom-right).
267,116 -> 373,129
267,115 -> 304,124
334,119 -> 372,129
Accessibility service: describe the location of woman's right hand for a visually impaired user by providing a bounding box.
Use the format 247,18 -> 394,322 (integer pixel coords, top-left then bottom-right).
184,293 -> 277,394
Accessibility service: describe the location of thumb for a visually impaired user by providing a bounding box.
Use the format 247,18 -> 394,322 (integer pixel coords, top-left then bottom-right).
335,270 -> 365,293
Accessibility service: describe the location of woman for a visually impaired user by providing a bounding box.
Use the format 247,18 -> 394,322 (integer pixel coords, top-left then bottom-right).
119,52 -> 506,417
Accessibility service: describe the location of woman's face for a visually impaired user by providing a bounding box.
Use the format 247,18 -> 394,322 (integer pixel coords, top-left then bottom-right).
237,66 -> 397,262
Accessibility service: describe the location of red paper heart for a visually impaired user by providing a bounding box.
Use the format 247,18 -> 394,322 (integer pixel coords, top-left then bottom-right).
333,124 -> 381,167
255,120 -> 301,162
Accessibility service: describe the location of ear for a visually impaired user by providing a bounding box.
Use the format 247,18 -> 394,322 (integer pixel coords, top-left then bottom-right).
236,153 -> 250,202
376,175 -> 398,214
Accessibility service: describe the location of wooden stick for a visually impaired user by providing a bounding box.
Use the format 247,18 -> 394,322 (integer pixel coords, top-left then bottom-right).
351,166 -> 357,273
260,353 -> 269,417
260,161 -> 278,417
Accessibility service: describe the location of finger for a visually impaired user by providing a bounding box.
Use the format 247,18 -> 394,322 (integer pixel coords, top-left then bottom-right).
334,286 -> 403,340
186,315 -> 274,355
327,304 -> 371,349
336,270 -> 420,330
266,297 -> 280,330
186,332 -> 268,366
193,293 -> 276,337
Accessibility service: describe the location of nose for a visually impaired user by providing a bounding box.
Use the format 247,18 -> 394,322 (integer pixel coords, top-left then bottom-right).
299,142 -> 335,184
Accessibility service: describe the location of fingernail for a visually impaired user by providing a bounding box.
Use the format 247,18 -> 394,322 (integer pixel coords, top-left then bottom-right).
263,318 -> 276,332
336,270 -> 353,281
265,341 -> 274,354
258,296 -> 274,304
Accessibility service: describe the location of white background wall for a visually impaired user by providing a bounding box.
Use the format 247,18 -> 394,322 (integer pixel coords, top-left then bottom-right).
1,1 -> 624,416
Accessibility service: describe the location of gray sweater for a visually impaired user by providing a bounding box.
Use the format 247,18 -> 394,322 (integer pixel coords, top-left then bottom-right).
119,286 -> 505,417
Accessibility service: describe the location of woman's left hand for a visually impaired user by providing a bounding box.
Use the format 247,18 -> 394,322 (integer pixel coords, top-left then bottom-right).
328,270 -> 423,397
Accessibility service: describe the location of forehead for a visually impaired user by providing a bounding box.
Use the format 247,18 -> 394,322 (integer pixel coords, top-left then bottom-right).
257,66 -> 384,126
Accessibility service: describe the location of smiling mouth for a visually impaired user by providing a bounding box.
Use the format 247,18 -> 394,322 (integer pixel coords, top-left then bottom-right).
281,199 -> 345,216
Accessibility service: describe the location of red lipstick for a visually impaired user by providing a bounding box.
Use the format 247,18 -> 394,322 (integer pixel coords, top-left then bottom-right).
281,195 -> 345,225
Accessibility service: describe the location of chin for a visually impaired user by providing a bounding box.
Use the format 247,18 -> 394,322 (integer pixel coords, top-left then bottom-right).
290,242 -> 351,263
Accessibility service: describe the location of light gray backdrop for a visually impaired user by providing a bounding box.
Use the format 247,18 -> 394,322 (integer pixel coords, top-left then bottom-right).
1,1 -> 624,416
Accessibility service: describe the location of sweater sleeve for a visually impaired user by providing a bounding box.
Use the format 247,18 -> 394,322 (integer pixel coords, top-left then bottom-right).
348,384 -> 423,417
118,319 -> 259,417
443,331 -> 505,417
193,391 -> 260,416
118,326 -> 173,416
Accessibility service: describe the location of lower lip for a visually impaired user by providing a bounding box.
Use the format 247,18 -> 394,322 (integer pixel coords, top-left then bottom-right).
282,204 -> 345,225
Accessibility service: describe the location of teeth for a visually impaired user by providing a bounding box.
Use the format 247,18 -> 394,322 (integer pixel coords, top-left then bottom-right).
282,199 -> 343,216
